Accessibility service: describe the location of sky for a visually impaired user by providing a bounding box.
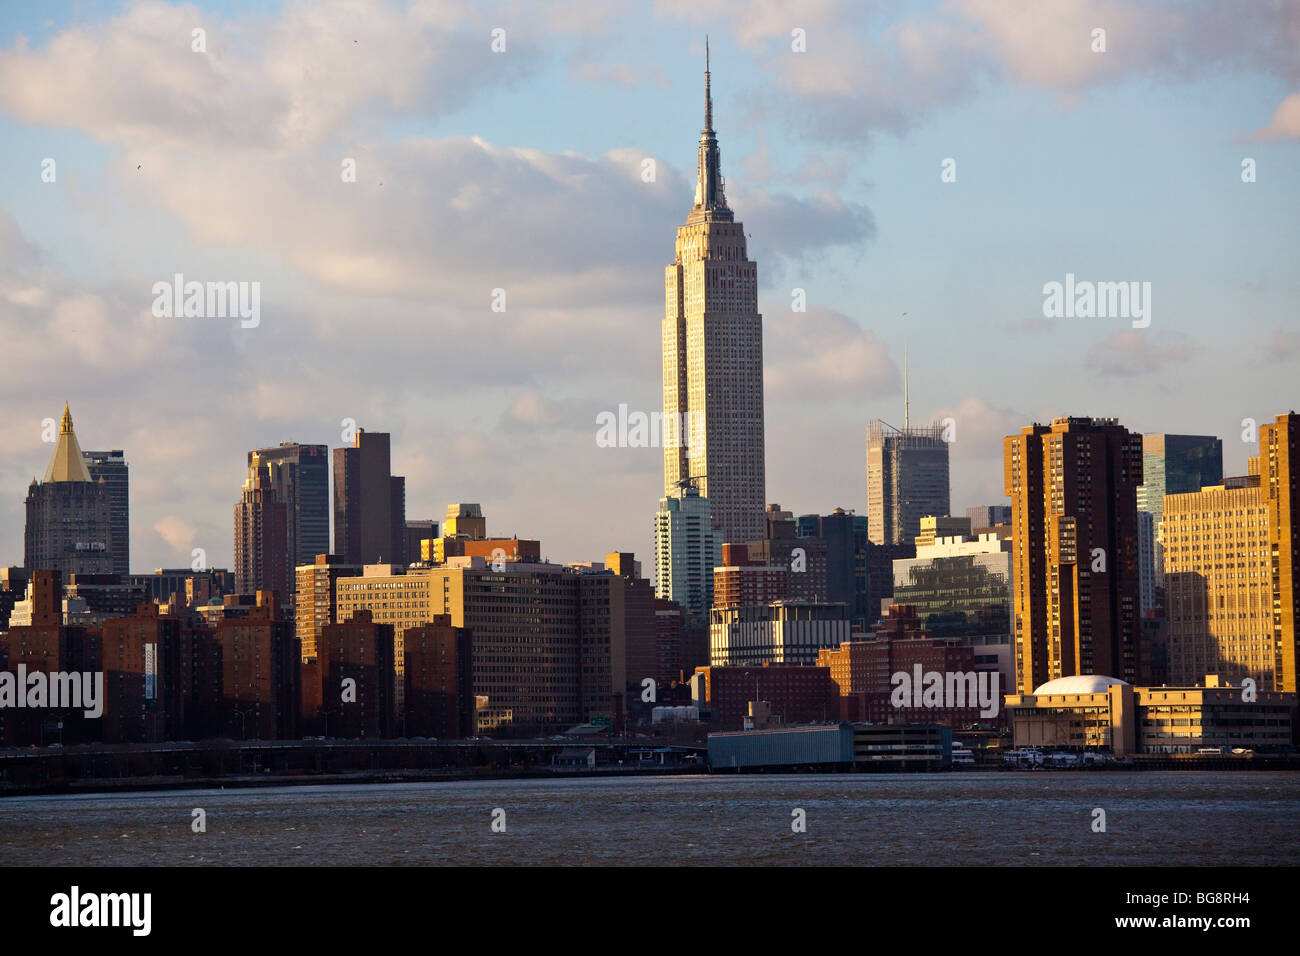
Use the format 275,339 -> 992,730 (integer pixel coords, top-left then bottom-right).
0,0 -> 1297,574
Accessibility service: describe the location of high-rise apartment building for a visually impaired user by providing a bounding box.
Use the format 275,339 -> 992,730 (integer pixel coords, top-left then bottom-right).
1261,412 -> 1299,692
866,421 -> 950,546
233,454 -> 290,602
336,556 -> 642,733
25,405 -> 115,577
654,485 -> 721,628
1163,474 -> 1273,687
1004,417 -> 1144,692
333,429 -> 405,566
214,592 -> 299,740
403,615 -> 473,738
81,449 -> 129,577
249,443 -> 329,569
317,610 -> 398,738
295,554 -> 361,661
662,48 -> 766,546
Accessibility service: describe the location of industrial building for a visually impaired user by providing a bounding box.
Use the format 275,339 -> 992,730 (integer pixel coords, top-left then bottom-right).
708,722 -> 952,771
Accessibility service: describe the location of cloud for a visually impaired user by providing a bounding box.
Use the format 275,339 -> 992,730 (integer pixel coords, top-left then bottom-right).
153,515 -> 197,553
765,306 -> 898,402
569,60 -> 670,88
1085,329 -> 1197,377
1261,328 -> 1300,364
1253,91 -> 1300,142
932,396 -> 1028,460
0,0 -> 536,151
653,0 -> 1300,143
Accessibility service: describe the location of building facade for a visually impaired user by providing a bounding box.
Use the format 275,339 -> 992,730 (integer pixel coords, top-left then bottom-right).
336,558 -> 641,734
25,405 -> 115,577
709,600 -> 851,667
249,443 -> 330,569
294,554 -> 361,661
1005,674 -> 1294,755
333,428 -> 405,566
1261,413 -> 1299,693
662,48 -> 766,547
1163,475 -> 1274,687
233,454 -> 290,602
1004,417 -> 1144,693
866,420 -> 951,547
891,533 -> 1014,692
654,485 -> 720,628
1136,434 -> 1223,588
81,449 -> 129,577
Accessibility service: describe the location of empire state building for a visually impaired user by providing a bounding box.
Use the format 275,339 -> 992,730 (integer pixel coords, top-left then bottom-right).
662,44 -> 766,546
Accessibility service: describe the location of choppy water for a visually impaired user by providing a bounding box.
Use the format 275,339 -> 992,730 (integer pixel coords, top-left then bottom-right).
0,772 -> 1295,866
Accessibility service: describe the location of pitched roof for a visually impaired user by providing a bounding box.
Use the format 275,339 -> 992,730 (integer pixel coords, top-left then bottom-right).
42,402 -> 93,483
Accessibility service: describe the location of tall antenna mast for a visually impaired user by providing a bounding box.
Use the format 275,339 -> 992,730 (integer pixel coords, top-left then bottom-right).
903,322 -> 910,433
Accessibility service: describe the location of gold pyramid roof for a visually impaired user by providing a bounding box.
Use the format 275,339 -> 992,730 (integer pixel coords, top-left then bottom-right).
42,402 -> 93,483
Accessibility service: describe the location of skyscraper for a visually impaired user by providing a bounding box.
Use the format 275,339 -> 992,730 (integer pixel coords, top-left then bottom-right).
333,428 -> 405,566
233,454 -> 290,601
662,44 -> 766,546
1135,433 -> 1222,605
1004,417 -> 1144,692
654,484 -> 720,629
25,404 -> 115,576
866,420 -> 950,546
1261,412 -> 1299,692
81,449 -> 129,577
248,443 -> 329,569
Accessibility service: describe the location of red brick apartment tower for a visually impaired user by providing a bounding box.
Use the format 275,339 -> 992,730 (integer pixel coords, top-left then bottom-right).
1005,418 -> 1143,693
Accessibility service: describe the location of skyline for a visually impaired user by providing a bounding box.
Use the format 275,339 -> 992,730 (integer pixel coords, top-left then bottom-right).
1,0 -> 1297,574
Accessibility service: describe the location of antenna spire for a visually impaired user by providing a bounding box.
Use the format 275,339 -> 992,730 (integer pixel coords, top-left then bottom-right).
704,36 -> 713,131
904,337 -> 910,432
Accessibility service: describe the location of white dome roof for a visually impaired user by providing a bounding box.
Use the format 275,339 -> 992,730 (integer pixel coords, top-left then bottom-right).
1033,675 -> 1129,695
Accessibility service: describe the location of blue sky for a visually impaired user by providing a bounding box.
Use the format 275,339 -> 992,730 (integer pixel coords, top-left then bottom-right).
0,0 -> 1296,572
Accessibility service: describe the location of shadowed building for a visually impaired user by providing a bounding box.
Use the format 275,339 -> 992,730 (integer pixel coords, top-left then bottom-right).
215,591 -> 298,740
249,443 -> 329,569
333,428 -> 405,566
319,609 -> 397,738
866,420 -> 950,547
81,449 -> 129,577
233,454 -> 290,603
403,616 -> 472,738
404,519 -> 439,566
